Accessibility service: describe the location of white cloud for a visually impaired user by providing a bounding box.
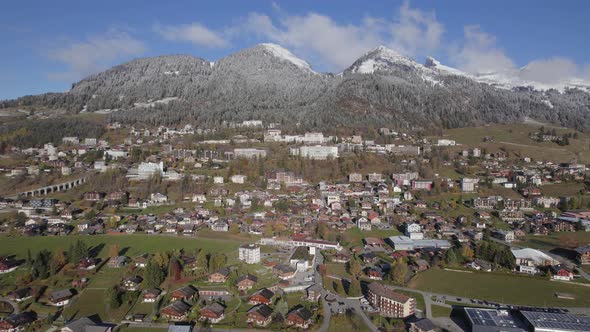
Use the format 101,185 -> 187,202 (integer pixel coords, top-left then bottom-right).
238,1 -> 444,71
520,57 -> 581,84
451,25 -> 515,73
154,22 -> 229,48
389,1 -> 444,57
47,30 -> 145,81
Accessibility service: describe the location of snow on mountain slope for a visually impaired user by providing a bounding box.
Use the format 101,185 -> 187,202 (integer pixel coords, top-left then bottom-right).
424,56 -> 471,78
425,56 -> 590,92
350,46 -> 425,74
259,43 -> 314,72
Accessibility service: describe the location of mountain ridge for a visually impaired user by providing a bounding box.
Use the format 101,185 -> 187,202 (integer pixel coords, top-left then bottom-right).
2,43 -> 590,131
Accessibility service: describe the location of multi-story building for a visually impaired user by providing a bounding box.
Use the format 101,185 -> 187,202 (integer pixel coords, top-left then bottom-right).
366,282 -> 415,318
138,162 -> 164,180
234,148 -> 267,159
411,180 -> 433,191
349,173 -> 363,183
290,146 -> 338,160
239,244 -> 261,264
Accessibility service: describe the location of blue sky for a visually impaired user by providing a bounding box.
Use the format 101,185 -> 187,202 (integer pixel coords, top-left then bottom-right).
1,0 -> 589,99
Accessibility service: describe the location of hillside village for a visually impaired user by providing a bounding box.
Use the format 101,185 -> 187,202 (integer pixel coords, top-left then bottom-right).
0,120 -> 590,331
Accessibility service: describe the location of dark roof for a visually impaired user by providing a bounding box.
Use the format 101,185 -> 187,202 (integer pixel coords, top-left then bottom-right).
8,287 -> 31,299
252,288 -> 274,300
64,316 -> 103,332
165,301 -> 192,314
248,304 -> 273,318
50,289 -> 73,300
237,274 -> 258,283
202,302 -> 225,315
213,268 -> 230,276
288,306 -> 312,320
5,311 -> 37,327
575,245 -> 590,254
411,318 -> 437,331
173,285 -> 197,297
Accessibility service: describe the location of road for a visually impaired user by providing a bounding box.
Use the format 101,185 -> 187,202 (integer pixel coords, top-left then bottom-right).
313,252 -> 379,332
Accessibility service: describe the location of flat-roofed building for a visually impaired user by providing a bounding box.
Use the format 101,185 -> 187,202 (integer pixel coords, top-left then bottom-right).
464,308 -> 527,332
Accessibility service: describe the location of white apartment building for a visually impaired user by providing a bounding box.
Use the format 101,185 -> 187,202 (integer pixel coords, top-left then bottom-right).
238,244 -> 261,264
138,161 -> 164,180
234,148 -> 267,159
290,146 -> 339,160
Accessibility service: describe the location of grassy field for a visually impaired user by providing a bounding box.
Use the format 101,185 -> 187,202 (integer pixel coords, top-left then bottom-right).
0,234 -> 242,260
118,327 -> 166,332
518,232 -> 590,251
431,305 -> 452,318
393,289 -> 425,313
342,227 -> 401,247
540,183 -> 586,196
442,123 -> 590,163
409,268 -> 590,307
326,312 -> 371,332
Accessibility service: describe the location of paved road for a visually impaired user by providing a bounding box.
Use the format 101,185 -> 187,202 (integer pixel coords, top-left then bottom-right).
314,252 -> 379,332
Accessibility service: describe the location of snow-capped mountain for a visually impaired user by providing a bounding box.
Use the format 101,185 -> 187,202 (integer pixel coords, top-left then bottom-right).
424,55 -> 590,92
347,46 -> 425,74
259,43 -> 314,72
2,43 -> 590,131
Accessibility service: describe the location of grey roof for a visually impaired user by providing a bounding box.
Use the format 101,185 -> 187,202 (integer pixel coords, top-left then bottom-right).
411,318 -> 437,331
520,311 -> 590,332
64,316 -> 101,332
247,304 -> 273,318
464,308 -> 526,331
168,326 -> 193,332
50,288 -> 73,301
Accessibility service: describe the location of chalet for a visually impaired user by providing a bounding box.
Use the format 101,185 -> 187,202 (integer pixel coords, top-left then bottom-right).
199,302 -> 225,323
161,301 -> 192,321
134,254 -> 149,268
575,245 -> 590,265
366,266 -> 385,280
332,251 -> 351,263
208,268 -> 230,283
273,264 -> 296,280
249,288 -> 275,305
84,191 -> 102,202
7,287 -> 32,302
78,258 -> 98,270
361,252 -> 379,264
550,265 -> 574,281
142,288 -> 162,303
123,276 -> 143,291
0,258 -> 20,274
170,285 -> 198,302
246,304 -> 273,327
180,256 -> 199,270
61,316 -> 113,332
211,221 -> 229,232
414,259 -> 429,272
492,230 -> 515,243
108,256 -> 127,268
237,274 -> 258,291
286,306 -> 313,329
466,259 -> 492,272
106,191 -> 127,202
49,289 -> 74,306
408,318 -> 438,332
0,311 -> 37,332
